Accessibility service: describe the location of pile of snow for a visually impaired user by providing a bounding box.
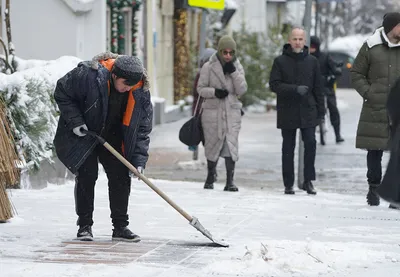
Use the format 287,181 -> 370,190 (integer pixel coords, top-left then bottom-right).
0,56 -> 81,170
328,34 -> 369,58
205,239 -> 399,276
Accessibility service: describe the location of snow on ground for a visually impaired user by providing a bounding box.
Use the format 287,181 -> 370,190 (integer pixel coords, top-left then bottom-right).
1,173 -> 400,277
177,159 -> 206,170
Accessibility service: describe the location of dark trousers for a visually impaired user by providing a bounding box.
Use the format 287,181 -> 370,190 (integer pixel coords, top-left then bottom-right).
75,142 -> 131,228
326,94 -> 340,128
281,128 -> 316,188
367,150 -> 383,186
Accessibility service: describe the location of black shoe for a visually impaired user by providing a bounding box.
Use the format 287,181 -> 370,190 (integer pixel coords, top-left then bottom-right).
333,125 -> 344,143
336,137 -> 345,143
204,160 -> 217,189
302,181 -> 317,195
112,227 -> 141,242
224,183 -> 239,191
204,183 -> 214,189
284,187 -> 295,194
77,225 -> 93,241
366,185 -> 380,206
223,158 -> 238,192
389,204 -> 400,210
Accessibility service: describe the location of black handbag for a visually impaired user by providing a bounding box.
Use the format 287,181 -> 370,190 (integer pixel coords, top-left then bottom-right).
179,97 -> 204,146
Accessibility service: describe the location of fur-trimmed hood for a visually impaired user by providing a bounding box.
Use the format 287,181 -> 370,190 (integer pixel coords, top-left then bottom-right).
89,52 -> 150,91
366,27 -> 400,49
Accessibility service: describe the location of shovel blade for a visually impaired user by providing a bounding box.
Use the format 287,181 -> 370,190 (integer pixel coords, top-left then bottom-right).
189,216 -> 229,247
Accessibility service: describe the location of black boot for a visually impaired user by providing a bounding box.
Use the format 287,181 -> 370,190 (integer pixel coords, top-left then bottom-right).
333,125 -> 344,143
224,157 -> 238,192
389,203 -> 400,210
367,184 -> 380,206
204,160 -> 217,189
77,225 -> 93,241
112,226 -> 141,242
302,181 -> 317,195
284,187 -> 295,195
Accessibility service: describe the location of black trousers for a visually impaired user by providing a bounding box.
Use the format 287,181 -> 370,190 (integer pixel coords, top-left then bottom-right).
326,94 -> 340,128
281,128 -> 316,188
367,150 -> 384,186
74,140 -> 131,228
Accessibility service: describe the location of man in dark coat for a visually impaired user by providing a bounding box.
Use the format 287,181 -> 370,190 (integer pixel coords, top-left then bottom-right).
351,12 -> 400,206
378,77 -> 400,209
269,27 -> 325,195
310,36 -> 344,143
53,52 -> 153,242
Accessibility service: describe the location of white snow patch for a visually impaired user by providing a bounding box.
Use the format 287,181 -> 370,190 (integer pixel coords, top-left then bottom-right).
225,0 -> 238,9
328,35 -> 369,58
177,159 -> 205,170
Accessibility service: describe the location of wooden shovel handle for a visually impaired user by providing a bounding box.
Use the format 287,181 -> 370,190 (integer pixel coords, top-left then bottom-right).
82,129 -> 193,222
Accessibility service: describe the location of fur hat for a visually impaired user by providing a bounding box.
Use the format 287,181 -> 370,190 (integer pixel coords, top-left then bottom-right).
383,12 -> 400,35
112,55 -> 144,85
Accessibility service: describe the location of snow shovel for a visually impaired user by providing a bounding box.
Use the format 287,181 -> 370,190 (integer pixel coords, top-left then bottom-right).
82,129 -> 228,247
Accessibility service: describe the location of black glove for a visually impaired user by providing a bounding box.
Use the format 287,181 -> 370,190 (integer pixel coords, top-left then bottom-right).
296,85 -> 309,96
215,88 -> 229,99
223,62 -> 236,74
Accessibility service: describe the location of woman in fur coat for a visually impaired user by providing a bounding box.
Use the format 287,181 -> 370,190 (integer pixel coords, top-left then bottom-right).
197,36 -> 247,191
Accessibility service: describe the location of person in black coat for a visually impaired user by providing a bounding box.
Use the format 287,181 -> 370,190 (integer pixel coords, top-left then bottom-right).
53,52 -> 153,242
269,27 -> 325,195
310,36 -> 344,143
377,77 -> 400,209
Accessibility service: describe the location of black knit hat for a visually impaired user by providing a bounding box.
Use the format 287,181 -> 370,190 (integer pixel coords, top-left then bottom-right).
310,36 -> 321,49
383,12 -> 400,35
112,55 -> 144,85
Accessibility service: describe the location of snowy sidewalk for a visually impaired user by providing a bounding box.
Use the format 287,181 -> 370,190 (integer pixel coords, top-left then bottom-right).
2,173 -> 400,277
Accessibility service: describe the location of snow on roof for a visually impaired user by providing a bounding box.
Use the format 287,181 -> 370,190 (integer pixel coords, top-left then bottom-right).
328,34 -> 369,58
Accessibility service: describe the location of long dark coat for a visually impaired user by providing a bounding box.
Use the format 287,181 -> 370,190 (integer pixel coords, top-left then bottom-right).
377,77 -> 400,206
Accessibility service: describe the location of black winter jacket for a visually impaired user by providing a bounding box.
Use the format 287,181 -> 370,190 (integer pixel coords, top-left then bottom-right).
269,44 -> 325,129
53,58 -> 153,174
378,77 -> 400,205
312,52 -> 342,93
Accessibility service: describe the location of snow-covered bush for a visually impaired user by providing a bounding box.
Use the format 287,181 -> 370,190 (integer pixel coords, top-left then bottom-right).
0,56 -> 81,171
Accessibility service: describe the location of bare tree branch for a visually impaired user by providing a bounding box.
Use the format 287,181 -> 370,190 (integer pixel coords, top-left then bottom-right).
0,37 -> 14,73
5,0 -> 14,56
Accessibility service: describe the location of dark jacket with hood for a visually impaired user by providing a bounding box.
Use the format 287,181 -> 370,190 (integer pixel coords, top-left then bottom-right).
53,53 -> 153,174
310,36 -> 342,93
351,27 -> 400,150
269,44 -> 325,129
